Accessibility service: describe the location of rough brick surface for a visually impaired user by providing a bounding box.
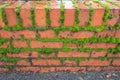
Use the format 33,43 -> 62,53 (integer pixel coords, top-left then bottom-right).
30,41 -> 63,48
91,51 -> 107,57
17,60 -> 30,66
0,42 -> 9,48
12,41 -> 28,48
63,60 -> 77,66
112,60 -> 120,66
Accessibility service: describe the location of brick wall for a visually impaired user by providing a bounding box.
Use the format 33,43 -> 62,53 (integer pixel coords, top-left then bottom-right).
0,0 -> 120,73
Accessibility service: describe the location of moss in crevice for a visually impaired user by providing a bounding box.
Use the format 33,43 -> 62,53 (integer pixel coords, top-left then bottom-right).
60,1 -> 65,24
45,2 -> 51,28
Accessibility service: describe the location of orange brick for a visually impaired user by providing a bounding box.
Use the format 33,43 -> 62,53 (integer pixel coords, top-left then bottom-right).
56,67 -> 81,72
39,30 -> 56,38
15,67 -> 40,72
5,2 -> 24,27
87,67 -> 102,71
20,1 -> 35,28
91,2 -> 105,27
84,43 -> 117,48
0,42 -> 9,48
50,2 -> 61,27
32,59 -> 61,66
40,53 -> 55,58
17,60 -> 30,66
35,2 -> 46,27
63,60 -> 77,66
97,30 -> 116,38
112,60 -> 120,66
64,1 -> 75,27
7,51 -> 38,58
115,29 -> 120,38
58,51 -> 90,57
78,2 -> 90,26
67,43 -> 77,48
0,30 -> 13,38
80,60 -> 110,66
58,31 -> 94,38
12,41 -> 28,48
40,67 -> 55,73
0,68 -> 8,72
91,51 -> 107,57
108,53 -> 120,58
0,61 -> 14,66
30,41 -> 63,48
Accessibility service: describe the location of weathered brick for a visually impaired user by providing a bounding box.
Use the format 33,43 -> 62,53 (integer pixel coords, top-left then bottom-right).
40,53 -> 55,58
17,60 -> 30,66
103,2 -> 119,26
39,30 -> 55,38
0,30 -> 13,38
0,13 -> 5,27
80,60 -> 110,66
56,67 -> 81,72
64,1 -> 75,27
84,43 -> 117,48
32,60 -> 61,66
63,60 -> 77,66
15,67 -> 40,72
58,31 -> 94,38
0,42 -> 9,48
78,2 -> 90,26
30,41 -> 63,48
20,1 -> 35,28
4,2 -> 24,27
91,2 -> 105,27
40,67 -> 55,73
14,30 -> 36,39
97,30 -> 116,38
103,67 -> 120,71
50,1 -> 61,27
0,68 -> 8,72
91,51 -> 107,57
7,51 -> 38,58
35,2 -> 46,27
0,61 -> 14,66
108,53 -> 120,58
67,43 -> 77,48
115,29 -> 120,38
87,67 -> 102,71
58,51 -> 90,57
12,41 -> 28,48
112,60 -> 120,66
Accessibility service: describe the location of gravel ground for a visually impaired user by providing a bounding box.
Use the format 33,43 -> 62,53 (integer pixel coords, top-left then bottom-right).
0,71 -> 120,80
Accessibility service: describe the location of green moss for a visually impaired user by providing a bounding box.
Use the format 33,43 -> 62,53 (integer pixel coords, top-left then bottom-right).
60,1 -> 65,24
0,38 -> 8,45
107,0 -> 120,7
45,2 -> 51,28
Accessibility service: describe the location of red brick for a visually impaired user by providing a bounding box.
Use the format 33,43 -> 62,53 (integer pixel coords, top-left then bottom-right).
56,67 -> 81,72
91,2 -> 105,27
17,60 -> 30,66
20,1 -> 35,28
64,1 -> 75,27
104,2 -> 119,26
63,60 -> 77,66
14,30 -> 36,39
0,30 -> 13,38
0,42 -> 9,48
80,60 -> 110,66
30,41 -> 63,48
112,60 -> 120,66
40,53 -> 55,58
7,51 -> 38,58
115,29 -> 120,38
58,31 -> 94,38
87,67 -> 102,71
15,67 -> 40,72
84,43 -> 117,48
58,51 -> 90,57
0,14 -> 5,28
32,59 -> 61,66
0,61 -> 14,66
78,2 -> 90,26
12,41 -> 28,48
39,30 -> 56,38
50,2 -> 61,27
40,67 -> 55,73
108,53 -> 120,58
67,43 -> 77,48
103,67 -> 120,71
4,2 -> 24,27
91,51 -> 107,57
0,68 -> 8,72
35,2 -> 46,27
97,30 -> 116,38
